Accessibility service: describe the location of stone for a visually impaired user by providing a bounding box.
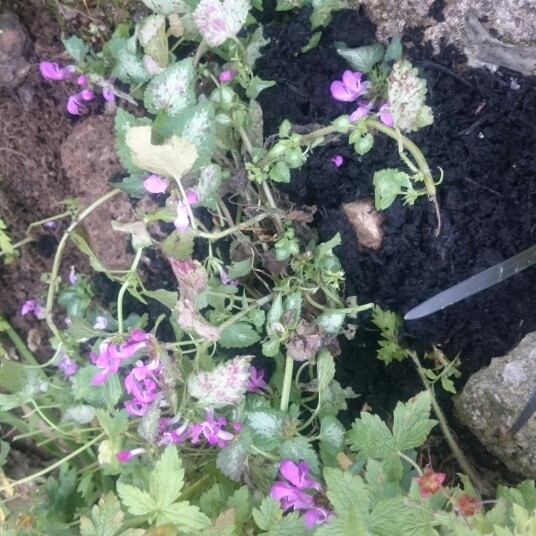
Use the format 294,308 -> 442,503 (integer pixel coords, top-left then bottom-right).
0,13 -> 31,88
453,331 -> 536,479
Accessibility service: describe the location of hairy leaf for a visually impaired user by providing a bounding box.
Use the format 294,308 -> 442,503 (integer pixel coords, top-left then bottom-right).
219,322 -> 261,349
336,42 -> 384,73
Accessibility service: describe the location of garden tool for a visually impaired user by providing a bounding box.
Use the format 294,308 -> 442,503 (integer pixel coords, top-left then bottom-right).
404,243 -> 536,435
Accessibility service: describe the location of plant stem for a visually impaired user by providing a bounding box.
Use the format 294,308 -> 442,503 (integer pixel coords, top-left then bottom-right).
397,450 -> 423,475
0,433 -> 105,494
117,248 -> 143,335
45,189 -> 122,342
280,355 -> 294,413
0,317 -> 39,366
408,351 -> 482,490
192,212 -> 270,240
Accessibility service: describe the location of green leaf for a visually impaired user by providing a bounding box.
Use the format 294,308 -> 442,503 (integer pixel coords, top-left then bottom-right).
199,483 -> 230,519
117,482 -> 157,518
66,316 -> 101,342
267,293 -> 283,328
226,486 -> 251,526
262,337 -> 281,357
157,501 -> 211,530
364,459 -> 401,507
79,492 -> 124,536
219,322 -> 261,348
353,132 -> 374,156
144,59 -> 195,116
269,161 -> 291,183
138,14 -> 168,70
246,409 -> 285,451
94,409 -> 129,439
72,366 -> 123,410
310,0 -> 348,30
317,349 -> 335,394
324,468 -> 369,523
62,34 -> 89,63
150,446 -> 184,509
384,35 -> 402,63
108,31 -> 150,84
264,512 -> 308,535
316,311 -> 345,334
111,220 -> 152,250
347,411 -> 394,458
336,42 -> 385,73
319,415 -> 345,453
139,0 -> 188,14
162,230 -> 195,260
253,496 -> 283,531
216,429 -> 252,481
392,392 -> 437,451
246,76 -> 276,99
368,497 -> 409,536
196,164 -> 222,209
388,59 -> 433,133
143,289 -> 179,310
280,436 -> 320,475
227,259 -> 253,279
115,174 -> 146,198
372,168 -> 412,210
114,108 -> 152,175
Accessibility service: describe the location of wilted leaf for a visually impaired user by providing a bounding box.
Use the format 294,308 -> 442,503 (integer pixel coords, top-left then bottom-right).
125,125 -> 198,178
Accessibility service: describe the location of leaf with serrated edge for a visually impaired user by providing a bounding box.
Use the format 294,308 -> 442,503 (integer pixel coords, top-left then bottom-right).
140,0 -> 189,14
125,125 -> 198,179
149,445 -> 184,509
317,350 -> 335,394
392,391 -> 436,451
193,0 -> 250,47
324,467 -> 369,517
253,497 -> 282,531
157,501 -> 211,530
117,481 -> 158,518
79,492 -> 124,536
219,322 -> 261,349
246,409 -> 285,451
347,412 -> 393,458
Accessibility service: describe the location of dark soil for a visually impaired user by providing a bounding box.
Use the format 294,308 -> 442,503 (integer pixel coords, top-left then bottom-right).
2,0 -> 535,488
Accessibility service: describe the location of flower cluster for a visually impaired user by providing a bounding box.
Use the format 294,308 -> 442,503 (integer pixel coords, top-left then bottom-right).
124,358 -> 163,416
330,70 -> 393,127
271,460 -> 333,529
39,61 -> 115,115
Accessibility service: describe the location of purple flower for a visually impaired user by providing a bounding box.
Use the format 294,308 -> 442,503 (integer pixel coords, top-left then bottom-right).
80,88 -> 95,101
67,93 -> 86,115
247,366 -> 269,394
21,299 -> 42,316
378,102 -> 394,127
349,100 -> 373,122
102,86 -> 116,103
158,416 -> 191,446
174,191 -> 198,232
190,408 -> 236,448
330,71 -> 370,102
116,447 -> 145,462
304,507 -> 334,529
271,459 -> 331,529
68,266 -> 77,285
58,356 -> 78,376
39,61 -> 75,81
143,174 -> 169,194
124,359 -> 162,416
271,481 -> 316,511
77,74 -> 89,86
279,460 -> 321,491
89,330 -> 150,385
329,155 -> 344,168
218,69 -> 235,82
218,266 -> 239,287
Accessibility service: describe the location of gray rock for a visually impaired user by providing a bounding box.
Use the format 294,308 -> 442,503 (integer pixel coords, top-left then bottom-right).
0,13 -> 31,88
453,332 -> 536,479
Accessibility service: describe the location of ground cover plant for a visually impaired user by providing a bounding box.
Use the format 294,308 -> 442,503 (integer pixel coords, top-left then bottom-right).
1,0 -> 536,534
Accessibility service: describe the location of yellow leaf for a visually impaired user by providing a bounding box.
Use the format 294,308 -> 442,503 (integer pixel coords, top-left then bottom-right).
126,125 -> 198,179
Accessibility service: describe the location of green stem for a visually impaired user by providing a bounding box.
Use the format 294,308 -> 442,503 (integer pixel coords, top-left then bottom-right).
408,351 -> 482,489
0,433 -> 105,494
280,355 -> 294,413
261,182 -> 284,234
0,317 -> 39,366
117,248 -> 143,335
45,189 -> 122,342
251,444 -> 279,461
192,212 -> 270,240
397,450 -> 423,475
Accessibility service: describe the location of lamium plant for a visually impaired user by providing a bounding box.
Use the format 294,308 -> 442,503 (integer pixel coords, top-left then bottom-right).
0,0 -> 535,535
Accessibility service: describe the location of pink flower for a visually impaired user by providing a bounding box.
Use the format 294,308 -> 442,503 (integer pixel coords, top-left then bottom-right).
329,155 -> 344,168
247,366 -> 269,394
190,408 -> 236,448
77,74 -> 89,86
330,71 -> 370,102
143,174 -> 169,194
158,417 -> 191,446
174,191 -> 198,231
218,265 -> 239,286
102,86 -> 116,103
378,102 -> 394,127
81,88 -> 94,101
68,266 -> 77,285
124,359 -> 162,416
218,69 -> 235,82
39,61 -> 75,81
415,466 -> 446,498
349,100 -> 373,122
